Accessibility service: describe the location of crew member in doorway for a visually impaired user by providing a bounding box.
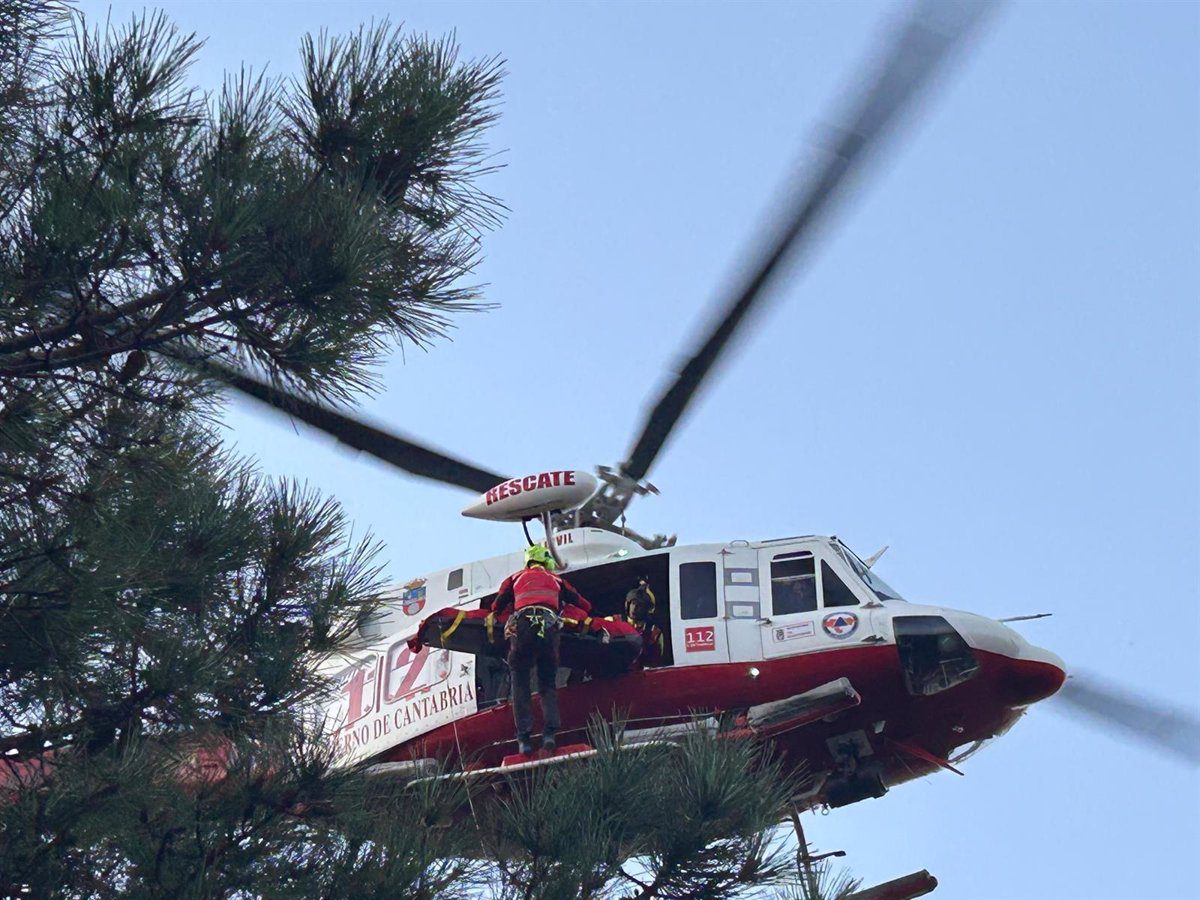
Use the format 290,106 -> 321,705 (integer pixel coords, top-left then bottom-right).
625,578 -> 665,667
494,545 -> 592,755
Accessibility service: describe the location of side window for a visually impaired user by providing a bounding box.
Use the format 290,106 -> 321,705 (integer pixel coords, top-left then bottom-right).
680,561 -> 718,620
771,552 -> 817,615
821,561 -> 860,608
446,568 -> 464,591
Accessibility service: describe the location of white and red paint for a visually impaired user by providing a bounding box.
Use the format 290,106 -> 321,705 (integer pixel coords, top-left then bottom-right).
684,626 -> 717,653
461,470 -> 597,522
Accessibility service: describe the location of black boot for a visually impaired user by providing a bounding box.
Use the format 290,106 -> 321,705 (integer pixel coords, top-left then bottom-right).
517,735 -> 533,756
541,734 -> 556,754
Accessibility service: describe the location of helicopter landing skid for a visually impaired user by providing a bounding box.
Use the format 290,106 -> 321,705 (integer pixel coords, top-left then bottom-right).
500,742 -> 596,768
408,740 -> 680,787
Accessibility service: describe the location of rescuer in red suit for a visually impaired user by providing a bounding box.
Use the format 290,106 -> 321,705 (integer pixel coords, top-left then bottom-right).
493,544 -> 592,755
624,579 -> 665,667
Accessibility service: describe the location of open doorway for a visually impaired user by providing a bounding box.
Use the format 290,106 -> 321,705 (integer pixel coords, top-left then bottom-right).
561,552 -> 673,667
474,552 -> 674,708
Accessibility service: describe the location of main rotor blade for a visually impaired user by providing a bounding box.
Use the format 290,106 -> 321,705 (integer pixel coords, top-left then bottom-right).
620,0 -> 996,483
202,360 -> 507,495
1055,675 -> 1200,766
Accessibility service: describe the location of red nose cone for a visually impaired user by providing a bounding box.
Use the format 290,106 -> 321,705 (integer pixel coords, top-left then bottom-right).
1006,657 -> 1067,706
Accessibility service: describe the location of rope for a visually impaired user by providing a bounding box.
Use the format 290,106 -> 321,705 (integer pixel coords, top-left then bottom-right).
434,614 -> 484,834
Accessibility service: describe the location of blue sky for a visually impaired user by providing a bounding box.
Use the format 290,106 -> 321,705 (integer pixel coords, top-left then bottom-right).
81,2 -> 1199,896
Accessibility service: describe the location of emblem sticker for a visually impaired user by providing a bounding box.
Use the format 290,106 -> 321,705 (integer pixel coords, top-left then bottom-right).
684,626 -> 716,653
772,621 -> 815,643
400,578 -> 427,616
822,611 -> 859,639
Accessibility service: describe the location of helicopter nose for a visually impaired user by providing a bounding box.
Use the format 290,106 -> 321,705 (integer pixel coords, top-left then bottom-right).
1001,646 -> 1067,706
941,611 -> 1066,706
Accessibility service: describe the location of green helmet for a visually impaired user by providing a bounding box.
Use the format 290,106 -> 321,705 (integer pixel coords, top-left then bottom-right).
524,544 -> 556,570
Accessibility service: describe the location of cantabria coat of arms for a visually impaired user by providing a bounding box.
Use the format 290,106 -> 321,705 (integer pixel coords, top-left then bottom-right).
400,578 -> 427,616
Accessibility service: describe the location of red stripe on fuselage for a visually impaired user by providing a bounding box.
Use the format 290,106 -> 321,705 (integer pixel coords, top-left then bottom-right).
380,644 -> 1063,802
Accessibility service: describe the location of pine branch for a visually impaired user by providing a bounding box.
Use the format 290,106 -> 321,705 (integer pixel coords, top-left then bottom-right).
0,282 -> 182,357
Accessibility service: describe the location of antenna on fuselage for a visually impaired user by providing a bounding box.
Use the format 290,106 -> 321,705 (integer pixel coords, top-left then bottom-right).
863,545 -> 890,568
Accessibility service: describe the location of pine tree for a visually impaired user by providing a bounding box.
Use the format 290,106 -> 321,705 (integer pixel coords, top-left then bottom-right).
0,2 -> 500,894
0,4 -> 858,897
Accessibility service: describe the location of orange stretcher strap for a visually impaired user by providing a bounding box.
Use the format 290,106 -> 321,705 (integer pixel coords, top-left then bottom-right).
485,612 -> 496,643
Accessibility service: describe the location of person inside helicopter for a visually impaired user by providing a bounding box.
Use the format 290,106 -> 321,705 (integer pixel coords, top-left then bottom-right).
493,544 -> 593,755
623,578 -> 665,667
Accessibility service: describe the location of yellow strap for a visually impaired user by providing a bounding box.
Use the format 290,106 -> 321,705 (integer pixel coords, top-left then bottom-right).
583,616 -> 592,627
442,610 -> 466,640
485,612 -> 496,643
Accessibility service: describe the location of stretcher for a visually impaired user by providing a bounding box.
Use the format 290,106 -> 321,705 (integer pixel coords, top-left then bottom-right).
409,606 -> 644,677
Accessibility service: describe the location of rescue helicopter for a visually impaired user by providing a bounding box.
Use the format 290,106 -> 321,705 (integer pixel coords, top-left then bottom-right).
202,0 -> 1199,820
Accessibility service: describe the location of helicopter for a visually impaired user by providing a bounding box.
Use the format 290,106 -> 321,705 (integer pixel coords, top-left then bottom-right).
326,486 -> 1068,816
199,0 -> 1200,815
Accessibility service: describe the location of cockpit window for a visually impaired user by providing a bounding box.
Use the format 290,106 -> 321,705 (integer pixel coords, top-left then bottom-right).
821,561 -> 860,608
771,552 -> 816,614
835,543 -> 906,602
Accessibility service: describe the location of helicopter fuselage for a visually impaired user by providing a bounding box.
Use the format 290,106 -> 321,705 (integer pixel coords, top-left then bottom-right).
327,529 -> 1066,809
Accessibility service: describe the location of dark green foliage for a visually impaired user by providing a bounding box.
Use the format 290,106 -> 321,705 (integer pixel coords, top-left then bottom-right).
0,399 -> 379,749
0,723 -> 483,897
0,354 -> 494,897
0,1 -> 502,396
0,1 -> 502,895
475,718 -> 810,900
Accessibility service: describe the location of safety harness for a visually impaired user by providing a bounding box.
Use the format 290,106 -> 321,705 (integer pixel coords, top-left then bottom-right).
513,605 -> 560,639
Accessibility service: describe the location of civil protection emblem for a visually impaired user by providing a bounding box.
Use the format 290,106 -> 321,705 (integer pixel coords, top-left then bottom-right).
821,611 -> 859,639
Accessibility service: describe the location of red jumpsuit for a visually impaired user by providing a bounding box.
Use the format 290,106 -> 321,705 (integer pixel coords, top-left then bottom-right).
491,567 -> 592,618
492,566 -> 592,749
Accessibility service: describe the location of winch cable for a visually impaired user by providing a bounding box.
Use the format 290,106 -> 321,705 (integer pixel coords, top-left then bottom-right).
433,615 -> 485,833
